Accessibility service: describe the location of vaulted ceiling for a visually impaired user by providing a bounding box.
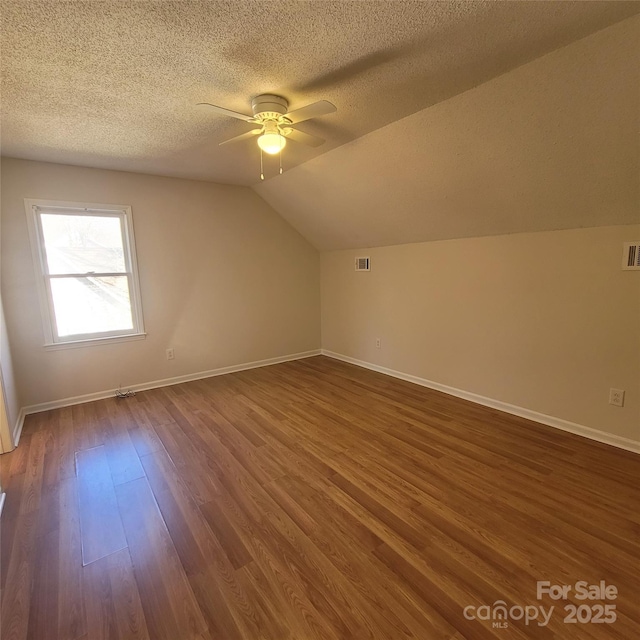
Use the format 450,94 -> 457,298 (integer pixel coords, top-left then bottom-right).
1,1 -> 639,249
255,16 -> 640,249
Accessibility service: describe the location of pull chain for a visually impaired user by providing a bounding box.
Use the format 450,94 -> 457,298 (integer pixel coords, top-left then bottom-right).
279,149 -> 283,175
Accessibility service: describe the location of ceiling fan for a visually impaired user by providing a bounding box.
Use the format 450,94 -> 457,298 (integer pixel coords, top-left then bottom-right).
198,94 -> 336,179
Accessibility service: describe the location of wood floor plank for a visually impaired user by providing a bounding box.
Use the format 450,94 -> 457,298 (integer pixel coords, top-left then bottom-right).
233,561 -> 293,640
0,472 -> 25,592
82,548 -> 149,640
139,448 -> 211,576
329,471 -> 427,549
124,401 -> 166,458
138,450 -> 254,639
214,485 -> 344,640
274,473 -> 383,552
1,355 -> 638,639
152,419 -> 222,505
199,499 -> 252,570
57,477 -> 88,640
19,430 -> 48,516
7,432 -> 31,477
374,542 -> 509,640
114,477 -> 210,640
100,404 -> 146,486
72,403 -> 102,453
187,568 -> 245,640
0,510 -> 40,640
267,477 -> 458,640
209,463 -> 413,639
26,528 -> 60,640
75,446 -> 128,566
41,418 -> 61,488
141,446 -> 276,638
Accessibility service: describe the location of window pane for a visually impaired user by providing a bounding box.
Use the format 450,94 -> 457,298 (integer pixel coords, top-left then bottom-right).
50,276 -> 134,337
40,214 -> 126,275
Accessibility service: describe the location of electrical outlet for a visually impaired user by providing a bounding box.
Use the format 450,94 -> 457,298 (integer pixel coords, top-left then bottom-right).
166,348 -> 175,360
375,338 -> 381,349
609,388 -> 625,407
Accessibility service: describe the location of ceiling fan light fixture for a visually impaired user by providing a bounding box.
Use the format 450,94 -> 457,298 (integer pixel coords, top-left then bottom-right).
201,94 -> 336,178
258,131 -> 286,155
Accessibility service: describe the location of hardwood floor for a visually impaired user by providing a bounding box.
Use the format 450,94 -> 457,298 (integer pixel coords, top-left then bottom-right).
1,355 -> 638,639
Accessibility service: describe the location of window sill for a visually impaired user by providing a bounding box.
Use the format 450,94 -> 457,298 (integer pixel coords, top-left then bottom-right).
44,332 -> 147,351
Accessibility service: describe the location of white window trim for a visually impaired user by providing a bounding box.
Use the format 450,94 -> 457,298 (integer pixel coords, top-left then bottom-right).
24,198 -> 146,348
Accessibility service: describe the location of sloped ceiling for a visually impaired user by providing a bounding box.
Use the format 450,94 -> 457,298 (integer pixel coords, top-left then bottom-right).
255,16 -> 640,250
1,1 -> 638,189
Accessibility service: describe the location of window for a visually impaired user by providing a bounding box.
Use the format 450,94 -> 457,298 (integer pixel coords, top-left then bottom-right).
25,199 -> 145,347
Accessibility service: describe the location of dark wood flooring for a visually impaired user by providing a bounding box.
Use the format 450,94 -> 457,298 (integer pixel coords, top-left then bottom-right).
1,355 -> 638,639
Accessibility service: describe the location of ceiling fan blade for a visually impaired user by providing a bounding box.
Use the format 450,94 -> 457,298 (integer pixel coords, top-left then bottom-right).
284,128 -> 326,148
284,100 -> 336,124
197,102 -> 254,122
219,129 -> 262,146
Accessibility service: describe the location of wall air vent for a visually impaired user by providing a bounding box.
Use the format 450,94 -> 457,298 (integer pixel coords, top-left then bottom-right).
355,257 -> 370,271
622,242 -> 640,270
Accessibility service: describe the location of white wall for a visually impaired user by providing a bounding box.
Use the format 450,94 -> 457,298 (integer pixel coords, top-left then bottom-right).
0,366 -> 14,454
1,158 -> 320,408
0,185 -> 20,448
321,225 -> 640,444
0,296 -> 19,451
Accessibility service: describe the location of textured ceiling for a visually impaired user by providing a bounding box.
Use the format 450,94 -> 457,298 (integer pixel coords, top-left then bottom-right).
255,17 -> 640,250
1,1 -> 639,187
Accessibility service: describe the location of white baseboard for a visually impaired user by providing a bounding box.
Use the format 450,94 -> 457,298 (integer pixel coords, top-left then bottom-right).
20,349 -> 321,418
321,350 -> 640,455
12,408 -> 26,446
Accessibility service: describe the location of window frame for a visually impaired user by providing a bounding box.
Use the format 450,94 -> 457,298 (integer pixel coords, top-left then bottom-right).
24,198 -> 146,349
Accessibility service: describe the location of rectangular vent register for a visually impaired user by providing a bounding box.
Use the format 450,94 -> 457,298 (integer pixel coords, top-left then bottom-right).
355,257 -> 370,271
622,242 -> 640,270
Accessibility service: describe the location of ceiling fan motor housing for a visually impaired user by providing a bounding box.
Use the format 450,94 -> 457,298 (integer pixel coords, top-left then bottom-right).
251,94 -> 289,122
